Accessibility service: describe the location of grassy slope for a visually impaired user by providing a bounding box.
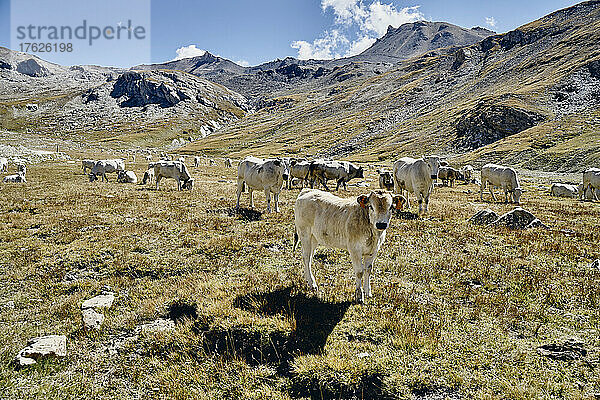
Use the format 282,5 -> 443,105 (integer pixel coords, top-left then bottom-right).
1,158 -> 600,399
183,3 -> 600,171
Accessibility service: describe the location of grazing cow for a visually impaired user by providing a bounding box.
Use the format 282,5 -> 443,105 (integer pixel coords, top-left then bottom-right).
378,169 -> 394,191
438,166 -> 462,187
141,168 -> 155,185
290,160 -> 311,188
224,158 -> 233,168
117,170 -> 138,184
3,172 -> 26,183
89,159 -> 125,182
81,159 -> 95,174
461,165 -> 474,183
236,157 -> 287,213
583,168 -> 600,201
0,157 -> 7,173
393,157 -> 433,214
293,189 -> 406,303
154,161 -> 194,191
550,183 -> 579,198
308,160 -> 364,191
480,164 -> 523,204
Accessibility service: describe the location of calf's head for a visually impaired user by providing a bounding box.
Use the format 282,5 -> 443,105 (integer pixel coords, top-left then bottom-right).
183,178 -> 195,190
513,187 -> 523,204
358,190 -> 407,231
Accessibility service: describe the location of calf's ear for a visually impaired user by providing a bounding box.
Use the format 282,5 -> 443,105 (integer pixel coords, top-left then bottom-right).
392,195 -> 407,210
357,195 -> 369,208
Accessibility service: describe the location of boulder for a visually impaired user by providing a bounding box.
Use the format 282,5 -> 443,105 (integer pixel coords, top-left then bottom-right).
16,59 -> 49,77
81,292 -> 115,310
16,335 -> 66,367
469,209 -> 499,225
82,308 -> 104,331
492,207 -> 547,229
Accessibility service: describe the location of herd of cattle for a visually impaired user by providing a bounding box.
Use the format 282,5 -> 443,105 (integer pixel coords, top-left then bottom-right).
1,152 -> 599,303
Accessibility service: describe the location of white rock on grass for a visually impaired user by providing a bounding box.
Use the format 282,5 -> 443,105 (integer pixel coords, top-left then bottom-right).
81,292 -> 115,331
139,318 -> 175,334
16,335 -> 66,367
82,308 -> 104,331
81,292 -> 115,310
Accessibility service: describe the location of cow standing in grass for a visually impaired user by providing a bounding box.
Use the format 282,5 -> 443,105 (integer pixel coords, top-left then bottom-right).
236,157 -> 288,213
393,157 -> 433,214
294,189 -> 405,303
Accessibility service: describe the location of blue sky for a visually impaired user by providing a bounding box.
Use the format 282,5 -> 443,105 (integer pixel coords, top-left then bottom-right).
0,0 -> 581,67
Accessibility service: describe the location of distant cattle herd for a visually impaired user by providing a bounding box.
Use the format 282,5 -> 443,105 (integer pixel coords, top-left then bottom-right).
1,152 -> 599,303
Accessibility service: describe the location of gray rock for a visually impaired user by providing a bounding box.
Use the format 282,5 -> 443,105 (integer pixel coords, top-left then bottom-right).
16,59 -> 50,77
82,308 -> 104,331
469,209 -> 499,225
16,335 -> 67,367
81,292 -> 115,310
492,207 -> 547,229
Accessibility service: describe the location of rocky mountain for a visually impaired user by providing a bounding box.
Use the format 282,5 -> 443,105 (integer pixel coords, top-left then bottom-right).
186,0 -> 600,171
132,21 -> 493,99
357,21 -> 494,62
0,47 -> 248,148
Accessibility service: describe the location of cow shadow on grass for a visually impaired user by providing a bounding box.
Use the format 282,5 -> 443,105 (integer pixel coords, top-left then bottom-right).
205,206 -> 262,221
196,287 -> 351,374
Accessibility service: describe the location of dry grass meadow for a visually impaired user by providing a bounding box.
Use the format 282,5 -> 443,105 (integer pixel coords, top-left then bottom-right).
1,156 -> 600,399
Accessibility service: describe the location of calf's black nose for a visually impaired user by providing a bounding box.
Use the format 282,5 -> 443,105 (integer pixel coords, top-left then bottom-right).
375,222 -> 388,230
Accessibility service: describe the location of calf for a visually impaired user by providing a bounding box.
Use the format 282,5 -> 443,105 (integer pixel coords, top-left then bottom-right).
236,157 -> 287,213
224,158 -> 233,168
294,189 -> 405,303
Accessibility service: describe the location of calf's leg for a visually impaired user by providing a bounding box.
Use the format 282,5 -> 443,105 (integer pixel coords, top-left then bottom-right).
301,235 -> 318,291
350,251 -> 365,303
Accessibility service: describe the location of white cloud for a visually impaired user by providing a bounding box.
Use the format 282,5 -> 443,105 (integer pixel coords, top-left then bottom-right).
235,59 -> 250,67
345,36 -> 376,57
364,3 -> 423,36
292,29 -> 349,60
292,1 -> 425,60
172,45 -> 206,61
485,17 -> 497,28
